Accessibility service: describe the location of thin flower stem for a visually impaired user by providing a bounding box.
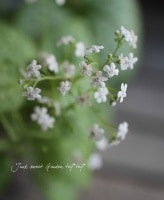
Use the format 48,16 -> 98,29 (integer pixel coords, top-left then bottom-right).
112,36 -> 124,56
21,76 -> 63,88
91,107 -> 116,138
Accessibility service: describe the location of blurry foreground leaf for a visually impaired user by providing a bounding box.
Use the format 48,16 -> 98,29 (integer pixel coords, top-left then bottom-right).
0,22 -> 36,112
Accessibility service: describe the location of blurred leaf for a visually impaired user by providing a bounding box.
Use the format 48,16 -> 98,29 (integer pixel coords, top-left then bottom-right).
0,154 -> 12,193
0,22 -> 37,112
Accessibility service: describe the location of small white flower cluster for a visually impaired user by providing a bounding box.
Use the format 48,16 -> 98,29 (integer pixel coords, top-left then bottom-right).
22,87 -> 41,100
86,45 -> 104,54
79,61 -> 92,77
87,122 -> 128,170
58,80 -> 71,96
61,61 -> 75,78
57,35 -> 85,58
77,27 -> 138,106
22,60 -> 41,78
38,52 -> 58,73
55,0 -> 66,6
19,26 -> 137,170
24,0 -> 37,4
103,63 -> 119,78
119,53 -> 138,70
57,35 -> 75,46
120,26 -> 138,48
31,106 -> 55,131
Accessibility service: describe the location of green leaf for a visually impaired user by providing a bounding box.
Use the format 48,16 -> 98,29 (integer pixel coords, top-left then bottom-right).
0,22 -> 37,112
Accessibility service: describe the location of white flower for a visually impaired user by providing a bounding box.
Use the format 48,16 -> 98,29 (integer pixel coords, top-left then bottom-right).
58,80 -> 71,96
26,60 -> 41,78
87,153 -> 103,170
126,53 -> 138,69
89,124 -> 105,141
103,63 -> 119,78
79,61 -> 92,76
111,102 -> 117,106
57,35 -> 75,46
117,83 -> 127,103
61,61 -> 75,78
120,26 -> 132,43
119,53 -> 138,70
120,26 -> 138,48
109,140 -> 120,147
75,42 -> 85,57
119,54 -> 129,70
31,106 -> 55,131
86,45 -> 104,54
46,54 -> 58,73
55,0 -> 65,6
94,87 -> 108,103
24,0 -> 37,4
129,30 -> 138,49
22,87 -> 41,101
91,71 -> 107,88
117,121 -> 128,140
95,137 -> 109,151
38,52 -> 58,73
76,94 -> 90,106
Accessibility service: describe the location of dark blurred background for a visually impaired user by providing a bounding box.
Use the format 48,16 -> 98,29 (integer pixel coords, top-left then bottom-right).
80,0 -> 164,199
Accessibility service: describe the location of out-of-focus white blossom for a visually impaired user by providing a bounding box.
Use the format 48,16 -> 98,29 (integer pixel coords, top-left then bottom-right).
79,61 -> 92,77
103,63 -> 119,78
89,124 -> 105,141
95,137 -> 109,151
117,121 -> 128,140
109,140 -> 120,147
46,54 -> 58,73
57,35 -> 75,46
86,45 -> 104,54
38,53 -> 58,73
111,101 -> 117,106
75,42 -> 85,57
24,0 -> 37,4
61,61 -> 75,78
55,0 -> 66,6
31,106 -> 55,131
120,26 -> 138,48
119,53 -> 138,70
91,71 -> 107,88
26,60 -> 41,78
58,80 -> 71,96
22,87 -> 41,101
117,83 -> 127,103
87,153 -> 103,170
94,87 -> 108,103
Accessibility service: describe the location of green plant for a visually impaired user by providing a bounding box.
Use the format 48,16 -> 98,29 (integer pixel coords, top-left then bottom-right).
0,0 -> 141,199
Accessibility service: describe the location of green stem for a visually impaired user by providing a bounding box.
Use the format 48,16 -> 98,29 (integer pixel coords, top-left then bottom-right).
112,36 -> 124,56
22,76 -> 63,88
91,107 -> 116,138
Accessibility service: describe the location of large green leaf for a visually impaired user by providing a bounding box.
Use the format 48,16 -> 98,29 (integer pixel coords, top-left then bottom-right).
0,22 -> 37,112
